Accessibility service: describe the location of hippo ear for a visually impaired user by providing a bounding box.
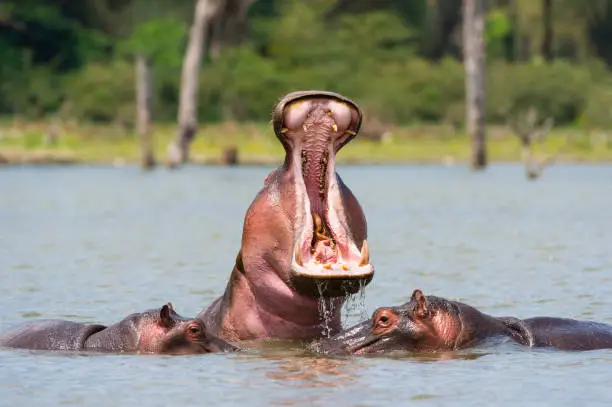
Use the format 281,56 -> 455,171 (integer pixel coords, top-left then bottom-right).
159,304 -> 174,328
411,289 -> 429,319
166,302 -> 174,311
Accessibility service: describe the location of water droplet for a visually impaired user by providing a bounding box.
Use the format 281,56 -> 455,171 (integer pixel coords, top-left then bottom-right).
315,280 -> 332,338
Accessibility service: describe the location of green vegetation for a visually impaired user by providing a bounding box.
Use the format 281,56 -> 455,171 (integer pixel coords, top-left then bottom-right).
1,121 -> 610,165
2,0 -> 612,165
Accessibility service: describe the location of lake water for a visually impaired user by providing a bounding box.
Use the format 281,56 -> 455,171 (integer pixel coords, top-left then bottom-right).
1,164 -> 611,407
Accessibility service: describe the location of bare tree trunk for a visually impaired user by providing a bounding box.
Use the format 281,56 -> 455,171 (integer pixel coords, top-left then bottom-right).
136,53 -> 156,170
463,0 -> 487,170
541,0 -> 553,61
425,0 -> 462,60
208,0 -> 255,61
166,0 -> 223,168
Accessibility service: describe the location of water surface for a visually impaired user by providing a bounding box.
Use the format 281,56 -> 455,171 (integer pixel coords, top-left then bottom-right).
1,164 -> 611,406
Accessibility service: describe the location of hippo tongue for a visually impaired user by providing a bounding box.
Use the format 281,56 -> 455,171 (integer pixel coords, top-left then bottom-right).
313,239 -> 338,264
312,214 -> 338,264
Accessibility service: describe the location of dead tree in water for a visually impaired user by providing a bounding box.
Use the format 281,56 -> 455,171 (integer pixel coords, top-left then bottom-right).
136,53 -> 156,170
166,0 -> 223,168
221,145 -> 239,165
507,107 -> 557,180
463,0 -> 487,170
166,0 -> 254,169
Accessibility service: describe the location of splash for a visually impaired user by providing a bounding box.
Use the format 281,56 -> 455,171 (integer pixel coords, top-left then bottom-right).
316,280 -> 333,338
316,280 -> 369,336
341,280 -> 368,329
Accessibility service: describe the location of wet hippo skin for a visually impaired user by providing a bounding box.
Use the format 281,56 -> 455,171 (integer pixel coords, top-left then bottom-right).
1,303 -> 237,354
198,91 -> 375,342
311,289 -> 612,355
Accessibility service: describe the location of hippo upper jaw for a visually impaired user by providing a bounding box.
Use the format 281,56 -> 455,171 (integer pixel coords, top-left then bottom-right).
273,91 -> 375,297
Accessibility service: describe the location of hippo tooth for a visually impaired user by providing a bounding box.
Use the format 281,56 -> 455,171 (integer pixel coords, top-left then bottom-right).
358,240 -> 369,266
295,245 -> 304,267
323,263 -> 332,269
341,264 -> 348,271
332,124 -> 338,132
302,124 -> 308,132
280,127 -> 289,133
345,129 -> 357,136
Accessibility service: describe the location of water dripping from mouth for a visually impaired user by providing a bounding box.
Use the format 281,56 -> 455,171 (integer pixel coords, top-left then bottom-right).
341,280 -> 368,329
316,280 -> 333,338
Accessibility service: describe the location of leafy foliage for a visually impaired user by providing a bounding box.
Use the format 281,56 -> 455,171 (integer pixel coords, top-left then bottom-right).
2,0 -> 612,132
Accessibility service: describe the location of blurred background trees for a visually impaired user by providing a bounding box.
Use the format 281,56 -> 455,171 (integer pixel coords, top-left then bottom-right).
1,0 -> 612,133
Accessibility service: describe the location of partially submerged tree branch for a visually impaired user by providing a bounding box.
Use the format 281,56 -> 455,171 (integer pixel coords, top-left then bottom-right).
506,107 -> 559,180
166,0 -> 223,169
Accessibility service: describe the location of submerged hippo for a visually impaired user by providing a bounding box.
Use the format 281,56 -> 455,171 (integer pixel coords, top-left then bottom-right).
0,303 -> 237,354
199,91 -> 374,342
311,289 -> 612,355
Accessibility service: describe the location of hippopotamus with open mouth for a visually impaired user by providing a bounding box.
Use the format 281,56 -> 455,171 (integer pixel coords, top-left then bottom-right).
311,289 -> 612,355
199,91 -> 375,342
1,303 -> 237,354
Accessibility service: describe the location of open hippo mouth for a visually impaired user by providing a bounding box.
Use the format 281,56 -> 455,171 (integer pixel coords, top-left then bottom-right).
272,91 -> 374,297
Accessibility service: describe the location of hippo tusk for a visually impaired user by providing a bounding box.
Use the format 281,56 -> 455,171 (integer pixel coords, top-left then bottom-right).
359,240 -> 369,267
295,243 -> 304,267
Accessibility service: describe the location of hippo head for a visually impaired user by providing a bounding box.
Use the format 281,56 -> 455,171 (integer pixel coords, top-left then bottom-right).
239,91 -> 374,298
141,303 -> 238,354
310,289 -> 472,355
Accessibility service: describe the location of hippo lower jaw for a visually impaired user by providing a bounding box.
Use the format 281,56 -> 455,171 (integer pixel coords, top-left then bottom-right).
274,91 -> 374,297
288,158 -> 374,294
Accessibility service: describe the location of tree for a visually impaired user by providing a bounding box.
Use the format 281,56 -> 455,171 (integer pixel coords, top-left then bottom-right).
423,0 -> 462,60
166,0 -> 223,169
541,0 -> 553,61
135,53 -> 155,170
463,0 -> 487,170
118,10 -> 187,170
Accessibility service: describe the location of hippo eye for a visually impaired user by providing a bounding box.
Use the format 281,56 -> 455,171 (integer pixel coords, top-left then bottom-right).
378,315 -> 390,327
375,310 -> 395,330
188,324 -> 201,335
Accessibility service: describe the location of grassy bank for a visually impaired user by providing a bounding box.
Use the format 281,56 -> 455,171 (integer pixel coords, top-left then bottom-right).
1,120 -> 611,166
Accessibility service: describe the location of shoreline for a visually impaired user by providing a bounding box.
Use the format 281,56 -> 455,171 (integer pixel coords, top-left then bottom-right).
2,121 -> 611,167
1,150 -> 611,167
